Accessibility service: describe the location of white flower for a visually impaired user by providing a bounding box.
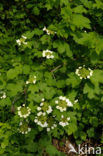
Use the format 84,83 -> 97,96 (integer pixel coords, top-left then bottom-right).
40,102 -> 44,106
56,105 -> 59,109
37,107 -> 41,111
2,94 -> 6,99
90,71 -> 93,76
59,96 -> 63,100
42,98 -> 45,101
51,126 -> 54,129
62,97 -> 66,100
20,127 -> 31,134
67,117 -> 70,121
34,119 -> 38,123
51,55 -> 54,58
43,26 -> 50,35
54,124 -> 57,127
55,100 -> 59,104
0,92 -> 6,99
26,81 -> 29,84
59,107 -> 66,112
37,99 -> 52,115
34,111 -> 48,128
33,80 -> 36,84
74,99 -> 78,103
56,96 -> 73,112
16,35 -> 27,46
43,112 -> 46,116
75,69 -> 79,75
17,105 -> 31,118
19,121 -> 31,134
42,49 -> 54,59
59,121 -> 69,127
23,41 -> 27,45
19,122 -> 22,126
44,122 -> 48,127
37,112 -> 42,116
16,39 -> 21,46
43,26 -> 56,35
87,75 -> 90,79
75,66 -> 93,79
46,55 -> 51,59
26,76 -> 36,85
28,128 -> 31,132
46,122 -> 57,132
21,35 -> 27,39
67,101 -> 73,107
43,26 -> 46,31
47,128 -> 50,132
46,30 -> 50,35
36,120 -> 48,128
46,106 -> 52,114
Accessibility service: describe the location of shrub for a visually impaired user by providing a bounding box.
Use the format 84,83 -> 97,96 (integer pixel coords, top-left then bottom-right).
0,0 -> 103,155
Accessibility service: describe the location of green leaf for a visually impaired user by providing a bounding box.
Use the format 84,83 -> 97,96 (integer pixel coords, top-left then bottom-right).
93,0 -> 103,9
0,97 -> 11,107
80,131 -> 87,141
46,144 -> 64,156
22,65 -> 30,74
91,70 -> 103,86
56,80 -> 65,88
65,43 -> 73,58
87,128 -> 95,138
71,14 -> 91,29
32,7 -> 40,15
7,66 -> 22,80
66,73 -> 81,88
7,82 -> 23,96
53,40 -> 72,57
73,5 -> 87,14
83,83 -> 99,99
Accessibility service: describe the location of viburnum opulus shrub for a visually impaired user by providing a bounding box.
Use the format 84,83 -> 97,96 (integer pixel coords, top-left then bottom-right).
0,0 -> 103,155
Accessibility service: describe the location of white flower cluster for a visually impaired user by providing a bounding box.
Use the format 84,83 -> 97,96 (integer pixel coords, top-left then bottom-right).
35,99 -> 56,129
34,112 -> 48,128
75,66 -> 93,79
16,35 -> 27,46
26,76 -> 36,85
55,96 -> 73,112
43,26 -> 56,35
0,92 -> 6,99
59,115 -> 70,127
47,123 -> 57,132
19,121 -> 31,134
37,105 -> 52,114
17,104 -> 31,118
42,49 -> 54,59
37,98 -> 53,114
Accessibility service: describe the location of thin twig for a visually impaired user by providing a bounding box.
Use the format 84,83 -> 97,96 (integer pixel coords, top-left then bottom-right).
51,65 -> 62,73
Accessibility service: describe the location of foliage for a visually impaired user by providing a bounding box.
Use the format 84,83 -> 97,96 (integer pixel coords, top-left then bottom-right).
0,0 -> 103,155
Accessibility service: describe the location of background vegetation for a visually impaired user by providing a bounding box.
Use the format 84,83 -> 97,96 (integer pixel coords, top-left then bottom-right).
0,0 -> 103,155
